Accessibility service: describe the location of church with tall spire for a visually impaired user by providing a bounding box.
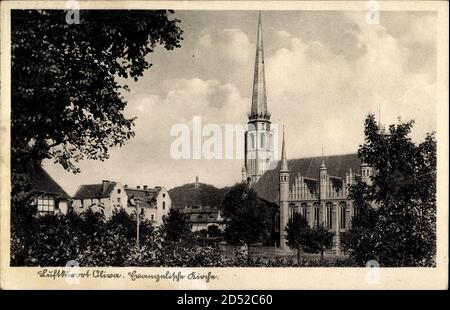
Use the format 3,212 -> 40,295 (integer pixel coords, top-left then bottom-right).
242,12 -> 374,253
243,12 -> 273,184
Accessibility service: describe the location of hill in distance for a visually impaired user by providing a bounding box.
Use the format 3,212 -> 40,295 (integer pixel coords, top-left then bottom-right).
168,182 -> 231,209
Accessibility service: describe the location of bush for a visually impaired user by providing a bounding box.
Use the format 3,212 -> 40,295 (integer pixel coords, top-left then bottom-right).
11,204 -> 357,267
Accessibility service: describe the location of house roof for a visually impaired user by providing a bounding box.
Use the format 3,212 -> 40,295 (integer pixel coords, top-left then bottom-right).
124,188 -> 160,208
184,209 -> 223,224
183,206 -> 218,214
252,153 -> 361,203
73,182 -> 117,199
29,165 -> 70,199
185,213 -> 223,224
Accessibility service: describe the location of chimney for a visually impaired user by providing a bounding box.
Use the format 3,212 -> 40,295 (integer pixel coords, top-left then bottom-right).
137,186 -> 140,189
102,180 -> 109,193
143,185 -> 148,190
195,176 -> 199,189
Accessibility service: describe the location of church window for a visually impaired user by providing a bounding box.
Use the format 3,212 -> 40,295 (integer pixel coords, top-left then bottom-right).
313,203 -> 320,226
301,203 -> 308,220
260,133 -> 265,147
340,202 -> 346,229
250,134 -> 255,149
289,204 -> 295,219
326,202 -> 333,229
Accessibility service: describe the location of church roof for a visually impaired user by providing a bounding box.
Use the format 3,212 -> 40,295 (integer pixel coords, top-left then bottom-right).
252,153 -> 361,203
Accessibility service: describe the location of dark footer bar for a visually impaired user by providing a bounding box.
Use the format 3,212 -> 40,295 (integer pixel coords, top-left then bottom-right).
1,290 -> 448,308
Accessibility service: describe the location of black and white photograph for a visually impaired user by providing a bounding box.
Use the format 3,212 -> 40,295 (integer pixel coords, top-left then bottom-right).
0,0 -> 448,290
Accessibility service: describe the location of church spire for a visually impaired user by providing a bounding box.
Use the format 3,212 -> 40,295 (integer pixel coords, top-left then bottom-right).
280,126 -> 288,172
321,146 -> 326,169
250,11 -> 269,120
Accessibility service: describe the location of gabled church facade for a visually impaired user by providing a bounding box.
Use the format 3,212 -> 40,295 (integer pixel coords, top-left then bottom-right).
242,13 -> 374,253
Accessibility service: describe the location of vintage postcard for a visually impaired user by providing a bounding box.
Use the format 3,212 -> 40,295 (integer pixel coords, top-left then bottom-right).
0,1 -> 448,290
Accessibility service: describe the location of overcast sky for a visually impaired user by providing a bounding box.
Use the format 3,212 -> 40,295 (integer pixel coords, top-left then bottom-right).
43,10 -> 437,195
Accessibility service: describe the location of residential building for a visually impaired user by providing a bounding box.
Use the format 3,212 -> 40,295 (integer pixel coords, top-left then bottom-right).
124,185 -> 171,226
182,205 -> 225,232
29,165 -> 70,215
72,180 -> 128,219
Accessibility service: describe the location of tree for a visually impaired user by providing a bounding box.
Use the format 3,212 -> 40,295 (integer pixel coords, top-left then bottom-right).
308,224 -> 334,258
11,10 -> 183,202
160,209 -> 192,243
285,212 -> 310,262
107,208 -> 154,243
341,115 -> 436,266
207,225 -> 223,238
222,183 -> 274,245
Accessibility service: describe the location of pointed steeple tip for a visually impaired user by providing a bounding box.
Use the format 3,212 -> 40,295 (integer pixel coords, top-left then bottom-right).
249,10 -> 269,121
280,126 -> 288,172
320,146 -> 327,169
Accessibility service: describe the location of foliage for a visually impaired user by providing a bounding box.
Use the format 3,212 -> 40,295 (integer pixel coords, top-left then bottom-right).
160,208 -> 192,243
207,225 -> 223,238
341,114 -> 436,266
107,208 -> 154,240
222,183 -> 275,245
11,205 -> 355,267
307,224 -> 334,258
285,212 -> 310,260
285,213 -> 334,259
10,9 -> 184,267
11,10 -> 182,203
11,208 -> 155,267
168,183 -> 230,209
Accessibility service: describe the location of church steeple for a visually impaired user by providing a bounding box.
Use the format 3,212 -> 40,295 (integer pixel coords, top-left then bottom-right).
279,126 -> 290,251
280,126 -> 288,172
244,11 -> 273,184
250,11 -> 270,120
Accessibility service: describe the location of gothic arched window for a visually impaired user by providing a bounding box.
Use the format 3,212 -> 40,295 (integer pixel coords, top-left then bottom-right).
260,132 -> 265,148
289,203 -> 295,219
340,202 -> 347,229
301,203 -> 308,221
313,203 -> 320,226
326,202 -> 333,229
